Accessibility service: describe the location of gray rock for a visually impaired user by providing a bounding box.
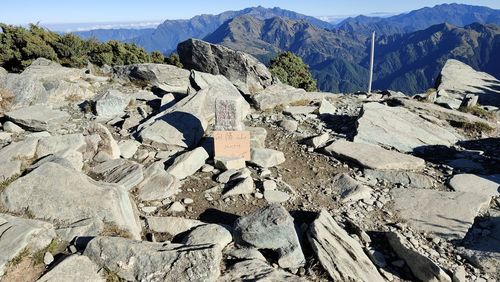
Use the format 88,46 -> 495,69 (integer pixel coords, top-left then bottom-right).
449,174 -> 499,198
6,105 -> 70,131
138,162 -> 180,201
0,138 -> 38,162
234,204 -> 305,270
217,169 -> 239,184
167,201 -> 186,213
214,156 -> 245,171
36,133 -> 86,158
85,123 -> 120,161
247,126 -> 267,148
118,139 -> 140,159
437,59 -> 500,108
283,106 -> 317,116
220,259 -> 305,282
2,121 -> 24,134
30,149 -> 83,172
37,255 -> 105,282
215,96 -> 245,131
2,73 -> 49,108
166,147 -> 209,179
435,90 -> 463,110
0,214 -> 56,278
307,210 -> 384,282
0,161 -> 21,182
354,102 -> 459,152
223,176 -> 255,198
43,252 -> 54,265
178,39 -> 273,94
0,163 -> 141,240
94,89 -> 130,118
324,140 -> 425,170
182,224 -> 232,251
318,98 -> 336,116
279,119 -> 299,132
305,133 -> 330,149
264,190 -> 290,203
250,148 -> 285,168
387,232 -> 451,282
113,63 -> 191,94
223,245 -> 266,262
252,83 -> 327,110
364,169 -> 434,189
0,132 -> 11,142
331,173 -> 372,203
146,216 -> 204,237
451,266 -> 467,282
83,236 -> 222,282
391,188 -> 491,240
93,159 -> 144,191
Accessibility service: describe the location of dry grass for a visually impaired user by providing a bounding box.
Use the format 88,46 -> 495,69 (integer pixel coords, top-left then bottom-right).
289,99 -> 312,106
104,268 -> 126,282
64,93 -> 83,102
452,120 -> 495,136
0,175 -> 20,193
32,239 -> 67,265
100,223 -> 133,239
459,105 -> 495,120
0,88 -> 14,114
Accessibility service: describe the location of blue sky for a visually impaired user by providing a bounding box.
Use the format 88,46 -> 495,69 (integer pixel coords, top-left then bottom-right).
1,0 -> 500,24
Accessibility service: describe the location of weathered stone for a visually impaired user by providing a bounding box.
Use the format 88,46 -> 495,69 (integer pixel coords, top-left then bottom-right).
166,147 -> 209,179
223,176 -> 255,198
37,255 -> 105,282
449,174 -> 499,198
0,161 -> 21,182
178,38 -> 273,94
83,236 -> 222,282
305,133 -> 330,149
94,89 -> 130,118
216,169 -> 239,184
307,210 -> 384,282
0,138 -> 38,162
30,149 -> 83,172
324,140 -> 425,170
146,216 -> 204,237
87,123 -> 121,160
279,119 -> 298,132
0,163 -> 141,240
36,133 -> 86,158
283,106 -> 317,116
118,139 -> 140,159
2,73 -> 49,108
364,169 -> 434,189
220,259 -> 305,282
138,162 -> 180,201
354,102 -> 459,152
437,59 -> 500,108
331,173 -> 372,203
247,126 -> 267,148
234,204 -> 305,270
387,232 -> 451,282
6,105 -> 70,131
214,156 -> 245,170
264,190 -> 290,203
2,121 -> 24,134
250,148 -> 285,168
93,159 -> 144,191
0,132 -> 11,142
318,98 -> 336,117
252,84 -> 327,110
114,63 -> 191,94
182,224 -> 232,251
215,97 -> 244,131
0,214 -> 56,278
391,188 -> 491,240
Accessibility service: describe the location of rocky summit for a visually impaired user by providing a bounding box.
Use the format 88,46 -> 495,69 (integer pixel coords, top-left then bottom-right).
0,40 -> 499,282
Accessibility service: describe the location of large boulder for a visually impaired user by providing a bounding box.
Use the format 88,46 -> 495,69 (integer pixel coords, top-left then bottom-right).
113,63 -> 191,94
37,255 -> 105,282
0,163 -> 141,240
166,147 -> 209,179
437,59 -> 500,108
448,174 -> 499,198
307,210 -> 384,282
0,214 -> 56,278
233,204 -> 305,270
178,38 -> 273,94
5,105 -> 70,131
83,236 -> 222,282
391,188 -> 491,240
139,71 -> 249,150
252,83 -> 328,110
354,102 -> 459,152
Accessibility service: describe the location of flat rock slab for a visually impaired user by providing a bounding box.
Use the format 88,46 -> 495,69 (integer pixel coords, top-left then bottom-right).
354,102 -> 459,152
449,174 -> 499,198
324,140 -> 425,170
331,173 -> 372,203
36,133 -> 86,158
364,169 -> 434,189
0,138 -> 38,162
252,83 -> 328,110
0,161 -> 21,182
93,159 -> 144,191
37,255 -> 105,282
234,204 -> 305,270
220,259 -> 305,282
6,105 -> 70,131
0,214 -> 56,278
0,162 -> 141,240
307,210 -> 384,282
166,147 -> 209,179
391,188 -> 492,240
249,148 -> 285,168
138,162 -> 180,201
83,236 -> 222,282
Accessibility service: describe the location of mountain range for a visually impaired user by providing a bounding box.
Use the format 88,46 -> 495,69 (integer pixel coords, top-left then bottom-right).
70,3 -> 500,94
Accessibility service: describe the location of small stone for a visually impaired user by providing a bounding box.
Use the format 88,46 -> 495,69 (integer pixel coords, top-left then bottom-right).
279,119 -> 298,132
264,190 -> 290,203
44,252 -> 54,265
141,206 -> 157,213
214,156 -> 246,171
167,202 -> 185,213
254,192 -> 264,199
2,121 -> 24,133
250,148 -> 285,168
118,140 -> 140,159
201,164 -> 214,172
183,198 -> 194,205
263,180 -> 277,191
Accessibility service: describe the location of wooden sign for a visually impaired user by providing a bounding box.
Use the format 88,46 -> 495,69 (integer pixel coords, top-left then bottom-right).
214,131 -> 251,160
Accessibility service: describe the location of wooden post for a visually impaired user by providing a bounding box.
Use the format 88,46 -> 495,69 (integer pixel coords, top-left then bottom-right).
368,31 -> 375,94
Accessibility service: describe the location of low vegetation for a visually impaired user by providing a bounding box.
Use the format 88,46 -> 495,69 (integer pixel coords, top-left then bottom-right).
459,105 -> 495,120
0,88 -> 14,115
100,223 -> 133,239
269,52 -> 317,92
0,175 -> 19,193
451,120 -> 495,136
0,24 -> 179,73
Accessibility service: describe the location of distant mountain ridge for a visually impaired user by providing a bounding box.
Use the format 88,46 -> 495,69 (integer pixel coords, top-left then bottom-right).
74,28 -> 154,42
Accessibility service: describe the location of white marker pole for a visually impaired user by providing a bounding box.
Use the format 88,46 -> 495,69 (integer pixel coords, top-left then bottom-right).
368,31 -> 375,94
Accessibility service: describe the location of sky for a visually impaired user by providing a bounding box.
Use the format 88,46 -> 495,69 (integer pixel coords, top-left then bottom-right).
1,0 -> 499,25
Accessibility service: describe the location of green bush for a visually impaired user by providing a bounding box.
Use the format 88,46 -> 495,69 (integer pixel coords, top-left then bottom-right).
0,23 -> 168,72
165,53 -> 183,68
269,51 -> 317,91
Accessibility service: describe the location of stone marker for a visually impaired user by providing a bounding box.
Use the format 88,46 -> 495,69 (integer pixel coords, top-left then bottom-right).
215,97 -> 243,131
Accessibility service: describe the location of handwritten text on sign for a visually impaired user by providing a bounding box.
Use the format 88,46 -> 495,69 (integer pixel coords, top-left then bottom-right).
214,131 -> 251,160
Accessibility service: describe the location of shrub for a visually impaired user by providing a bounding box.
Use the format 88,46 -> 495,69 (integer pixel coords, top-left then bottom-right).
165,53 -> 183,68
269,51 -> 317,91
151,51 -> 164,64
